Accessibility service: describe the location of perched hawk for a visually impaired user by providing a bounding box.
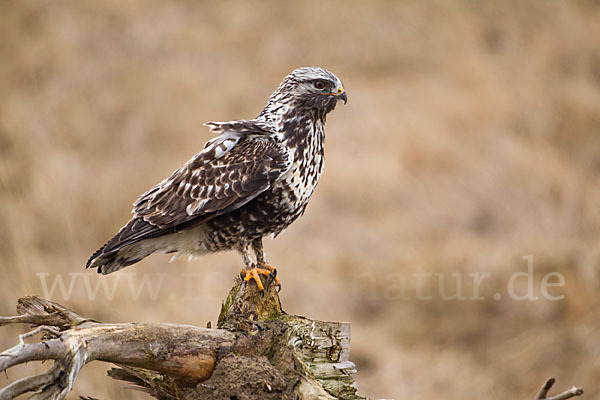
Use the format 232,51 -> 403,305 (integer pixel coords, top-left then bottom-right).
87,67 -> 346,291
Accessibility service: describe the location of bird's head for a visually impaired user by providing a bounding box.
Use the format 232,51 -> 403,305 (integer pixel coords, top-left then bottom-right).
267,67 -> 347,116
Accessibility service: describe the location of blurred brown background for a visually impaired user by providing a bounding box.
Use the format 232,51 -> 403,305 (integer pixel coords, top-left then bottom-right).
1,0 -> 600,399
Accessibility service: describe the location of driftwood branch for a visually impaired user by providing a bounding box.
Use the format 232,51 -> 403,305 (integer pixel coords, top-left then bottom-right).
0,278 -> 362,399
535,378 -> 583,400
0,277 -> 585,400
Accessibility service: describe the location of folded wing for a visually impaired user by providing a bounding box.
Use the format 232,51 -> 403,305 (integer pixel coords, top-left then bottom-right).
87,122 -> 292,267
135,135 -> 291,229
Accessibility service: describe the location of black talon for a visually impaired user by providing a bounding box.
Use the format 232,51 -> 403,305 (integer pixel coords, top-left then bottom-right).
260,289 -> 265,298
276,283 -> 282,293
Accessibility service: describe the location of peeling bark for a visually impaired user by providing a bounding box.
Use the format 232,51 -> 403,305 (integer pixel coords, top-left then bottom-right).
0,277 -> 584,400
0,277 -> 365,399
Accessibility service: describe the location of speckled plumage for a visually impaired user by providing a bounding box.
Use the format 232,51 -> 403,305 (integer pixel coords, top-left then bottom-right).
87,67 -> 346,274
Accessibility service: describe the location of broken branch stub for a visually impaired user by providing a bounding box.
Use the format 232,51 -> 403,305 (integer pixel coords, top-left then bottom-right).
0,276 -> 585,400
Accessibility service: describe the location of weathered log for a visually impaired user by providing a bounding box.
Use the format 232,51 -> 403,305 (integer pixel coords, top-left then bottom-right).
0,275 -> 585,400
0,276 -> 364,399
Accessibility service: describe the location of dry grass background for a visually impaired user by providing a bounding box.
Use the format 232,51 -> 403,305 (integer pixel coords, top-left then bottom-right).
1,0 -> 600,398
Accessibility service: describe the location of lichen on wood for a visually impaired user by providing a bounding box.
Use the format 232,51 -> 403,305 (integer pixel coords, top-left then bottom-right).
0,277 -> 583,400
0,276 -> 365,399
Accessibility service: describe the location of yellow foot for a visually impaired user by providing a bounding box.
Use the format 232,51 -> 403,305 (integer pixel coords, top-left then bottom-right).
257,262 -> 281,291
240,267 -> 272,293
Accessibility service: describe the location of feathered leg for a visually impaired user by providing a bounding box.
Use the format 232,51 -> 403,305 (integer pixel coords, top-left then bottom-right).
252,238 -> 281,291
238,241 -> 272,294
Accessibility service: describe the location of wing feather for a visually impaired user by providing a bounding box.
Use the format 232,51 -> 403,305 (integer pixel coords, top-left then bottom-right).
110,143 -> 285,255
136,137 -> 290,229
93,121 -> 291,259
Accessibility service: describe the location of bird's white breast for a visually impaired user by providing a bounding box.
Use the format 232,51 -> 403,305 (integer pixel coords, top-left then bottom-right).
277,121 -> 325,212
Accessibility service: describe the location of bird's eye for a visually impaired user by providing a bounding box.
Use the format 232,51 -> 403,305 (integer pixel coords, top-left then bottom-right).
314,80 -> 327,90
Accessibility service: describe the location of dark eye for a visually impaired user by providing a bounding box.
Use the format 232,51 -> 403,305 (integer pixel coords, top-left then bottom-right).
314,80 -> 327,90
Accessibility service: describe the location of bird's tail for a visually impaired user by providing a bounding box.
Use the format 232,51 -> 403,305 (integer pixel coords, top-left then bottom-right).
86,241 -> 156,274
87,218 -> 209,274
86,218 -> 164,274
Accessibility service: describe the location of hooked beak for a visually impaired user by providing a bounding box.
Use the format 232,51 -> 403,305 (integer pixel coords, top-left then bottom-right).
321,85 -> 347,104
336,85 -> 347,104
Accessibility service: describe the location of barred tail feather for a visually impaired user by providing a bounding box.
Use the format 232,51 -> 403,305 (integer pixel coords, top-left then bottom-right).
87,243 -> 158,274
86,218 -> 210,274
86,217 -> 164,274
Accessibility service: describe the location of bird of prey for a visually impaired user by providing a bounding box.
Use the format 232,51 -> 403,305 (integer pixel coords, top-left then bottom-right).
87,67 -> 346,292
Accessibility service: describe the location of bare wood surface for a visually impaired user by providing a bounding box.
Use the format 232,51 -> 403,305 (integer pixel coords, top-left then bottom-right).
0,277 -> 585,400
535,378 -> 584,400
0,277 -> 364,399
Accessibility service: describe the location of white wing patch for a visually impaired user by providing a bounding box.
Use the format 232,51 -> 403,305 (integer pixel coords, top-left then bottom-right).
214,138 -> 237,158
186,199 -> 209,216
